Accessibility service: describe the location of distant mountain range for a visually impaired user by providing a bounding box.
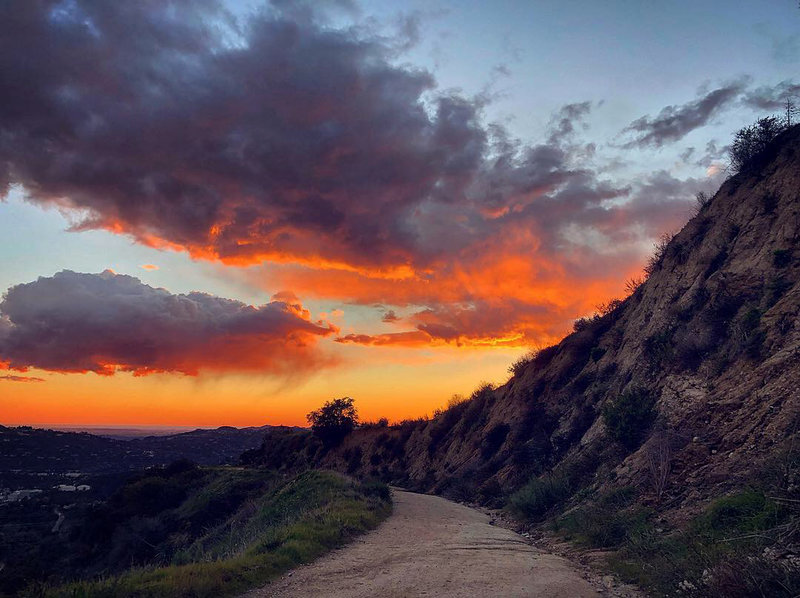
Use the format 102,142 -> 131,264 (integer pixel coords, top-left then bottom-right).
0,424 -> 299,475
53,426 -> 203,439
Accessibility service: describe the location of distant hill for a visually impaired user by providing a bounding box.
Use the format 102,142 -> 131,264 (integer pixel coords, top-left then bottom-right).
0,424 -> 298,475
54,426 -> 200,439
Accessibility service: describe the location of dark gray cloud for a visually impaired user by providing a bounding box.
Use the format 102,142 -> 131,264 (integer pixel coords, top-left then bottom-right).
620,81 -> 748,148
742,80 -> 800,111
0,374 -> 45,382
0,270 -> 335,375
381,310 -> 400,322
0,0 -> 662,273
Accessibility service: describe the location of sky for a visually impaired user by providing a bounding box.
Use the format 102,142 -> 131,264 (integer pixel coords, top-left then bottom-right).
0,0 -> 798,427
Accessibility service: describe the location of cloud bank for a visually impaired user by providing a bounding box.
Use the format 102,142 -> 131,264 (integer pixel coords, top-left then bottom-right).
0,271 -> 335,376
0,1 -> 719,349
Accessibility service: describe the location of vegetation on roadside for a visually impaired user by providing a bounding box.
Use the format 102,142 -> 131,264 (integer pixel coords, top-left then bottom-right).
537,445 -> 800,597
32,470 -> 391,598
608,487 -> 800,597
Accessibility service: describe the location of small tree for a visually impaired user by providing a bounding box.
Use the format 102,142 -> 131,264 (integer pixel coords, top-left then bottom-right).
307,397 -> 359,449
785,98 -> 798,127
646,430 -> 672,501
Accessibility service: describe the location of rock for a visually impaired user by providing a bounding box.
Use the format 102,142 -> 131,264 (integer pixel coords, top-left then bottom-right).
678,579 -> 697,592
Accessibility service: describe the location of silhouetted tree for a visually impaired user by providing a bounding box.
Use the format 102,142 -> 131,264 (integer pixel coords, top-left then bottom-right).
786,98 -> 798,127
307,397 -> 359,448
729,116 -> 786,173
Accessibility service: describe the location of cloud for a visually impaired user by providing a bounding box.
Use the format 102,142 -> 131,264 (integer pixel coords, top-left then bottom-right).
547,101 -> 593,145
0,270 -> 335,376
0,2 -> 712,349
381,310 -> 400,322
0,374 -> 45,383
619,80 -> 748,148
742,80 -> 800,111
140,264 -> 159,271
1,2 -> 637,271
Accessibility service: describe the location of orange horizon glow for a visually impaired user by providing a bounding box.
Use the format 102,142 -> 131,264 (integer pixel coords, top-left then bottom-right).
0,342 -> 527,428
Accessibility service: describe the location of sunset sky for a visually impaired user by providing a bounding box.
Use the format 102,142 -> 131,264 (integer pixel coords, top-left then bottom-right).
1,0 -> 798,427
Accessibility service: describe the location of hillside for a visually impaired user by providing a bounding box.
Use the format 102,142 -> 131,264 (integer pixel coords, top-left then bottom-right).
315,124 -> 800,501
247,124 -> 800,594
0,465 -> 389,596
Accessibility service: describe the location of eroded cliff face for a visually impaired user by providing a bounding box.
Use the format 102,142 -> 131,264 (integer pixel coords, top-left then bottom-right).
259,126 -> 800,513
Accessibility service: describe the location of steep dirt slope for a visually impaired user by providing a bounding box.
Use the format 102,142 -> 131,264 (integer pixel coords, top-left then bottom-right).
252,125 -> 800,516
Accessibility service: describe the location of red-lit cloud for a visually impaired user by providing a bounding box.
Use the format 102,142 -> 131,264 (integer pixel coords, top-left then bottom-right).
0,271 -> 336,376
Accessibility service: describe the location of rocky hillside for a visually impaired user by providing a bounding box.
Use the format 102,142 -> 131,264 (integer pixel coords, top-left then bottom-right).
252,125 -> 800,519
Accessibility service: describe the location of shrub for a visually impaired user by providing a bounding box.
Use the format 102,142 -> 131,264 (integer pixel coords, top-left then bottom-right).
508,351 -> 537,376
692,489 -> 778,539
608,446 -> 800,597
508,474 -> 572,520
729,116 -> 786,173
345,446 -> 363,473
555,503 -> 651,549
573,316 -> 597,332
643,328 -> 674,368
694,190 -> 711,213
481,423 -> 510,458
602,388 -> 657,450
767,276 -> 793,307
762,192 -> 779,214
644,231 -> 676,276
773,249 -> 791,268
115,476 -> 187,516
590,346 -> 607,362
360,479 -> 391,502
625,276 -> 644,295
307,397 -> 359,449
478,478 -> 503,504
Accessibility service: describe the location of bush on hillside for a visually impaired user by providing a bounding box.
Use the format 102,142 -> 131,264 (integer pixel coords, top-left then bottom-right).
644,231 -> 676,276
602,388 -> 657,450
730,116 -> 786,173
508,474 -> 572,520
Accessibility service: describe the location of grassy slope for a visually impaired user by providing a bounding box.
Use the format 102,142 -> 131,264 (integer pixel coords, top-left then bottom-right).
41,470 -> 391,598
507,447 -> 800,597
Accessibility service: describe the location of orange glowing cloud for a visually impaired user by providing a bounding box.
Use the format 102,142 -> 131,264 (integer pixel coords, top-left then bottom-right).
140,264 -> 159,271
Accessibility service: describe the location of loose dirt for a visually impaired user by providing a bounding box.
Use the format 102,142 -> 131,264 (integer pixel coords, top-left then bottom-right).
246,489 -> 604,597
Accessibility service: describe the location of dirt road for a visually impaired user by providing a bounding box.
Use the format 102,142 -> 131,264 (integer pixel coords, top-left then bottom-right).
247,489 -> 601,598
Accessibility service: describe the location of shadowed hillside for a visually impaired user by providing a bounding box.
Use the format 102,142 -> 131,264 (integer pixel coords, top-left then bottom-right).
246,124 -> 800,594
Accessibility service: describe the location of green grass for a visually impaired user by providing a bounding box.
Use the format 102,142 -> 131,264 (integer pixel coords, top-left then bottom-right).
40,471 -> 391,598
606,489 -> 800,596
